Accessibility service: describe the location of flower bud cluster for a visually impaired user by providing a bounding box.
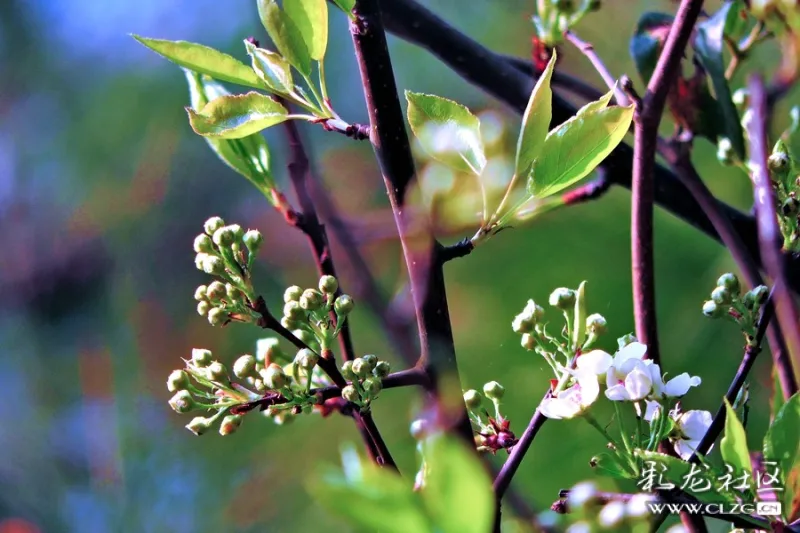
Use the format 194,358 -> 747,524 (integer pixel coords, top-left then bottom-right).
194,216 -> 263,326
281,275 -> 354,351
763,139 -> 800,252
339,354 -> 389,411
463,381 -> 517,454
702,273 -> 768,344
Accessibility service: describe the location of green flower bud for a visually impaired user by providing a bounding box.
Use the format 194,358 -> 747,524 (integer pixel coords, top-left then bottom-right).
212,226 -> 235,247
617,334 -> 637,349
206,281 -> 226,302
361,354 -> 378,372
202,255 -> 226,276
521,333 -> 536,350
243,229 -> 263,251
363,377 -> 382,397
716,273 -> 740,293
319,275 -> 339,294
256,337 -> 286,365
717,137 -> 734,166
167,370 -> 190,392
262,363 -> 289,389
194,285 -> 208,301
702,300 -> 722,318
195,252 -> 210,271
284,285 -> 303,303
283,301 -> 305,321
299,289 -> 324,311
280,317 -> 298,329
273,410 -> 296,425
782,198 -> 799,216
252,378 -> 266,392
295,348 -> 319,370
233,355 -> 257,379
769,140 -> 791,178
711,286 -> 732,305
463,389 -> 482,410
586,313 -> 607,335
226,284 -> 243,302
207,307 -> 226,326
373,360 -> 391,378
292,329 -> 318,351
207,361 -> 228,382
750,285 -> 769,305
334,294 -> 354,316
341,360 -> 357,380
186,416 -> 213,435
483,381 -> 505,400
192,348 -> 213,367
352,357 -> 370,378
169,390 -> 196,414
228,224 -> 244,241
549,288 -> 576,310
194,234 -> 214,253
731,88 -> 749,109
197,301 -> 211,317
341,384 -> 360,403
219,414 -> 242,436
204,216 -> 225,235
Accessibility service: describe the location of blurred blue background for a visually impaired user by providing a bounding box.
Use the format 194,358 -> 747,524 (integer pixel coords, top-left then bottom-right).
1,0 -> 797,531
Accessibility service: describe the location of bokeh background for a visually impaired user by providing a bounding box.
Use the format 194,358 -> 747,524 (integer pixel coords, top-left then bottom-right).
2,0 -> 798,531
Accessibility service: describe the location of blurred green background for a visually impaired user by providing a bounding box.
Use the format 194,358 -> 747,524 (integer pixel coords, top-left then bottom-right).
2,0 -> 798,531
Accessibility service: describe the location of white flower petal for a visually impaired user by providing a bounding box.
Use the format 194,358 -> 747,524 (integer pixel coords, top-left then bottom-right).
674,438 -> 700,460
644,400 -> 662,422
539,397 -> 581,419
663,373 -> 701,397
577,374 -> 600,408
615,342 -> 647,365
679,410 -> 712,440
624,366 -> 653,401
606,368 -> 621,388
605,384 -> 630,401
577,350 -> 613,375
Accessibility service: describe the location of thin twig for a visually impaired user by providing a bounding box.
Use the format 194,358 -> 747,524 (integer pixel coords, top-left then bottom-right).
747,75 -> 800,386
502,53 -> 605,102
563,31 -> 629,106
631,0 -> 705,367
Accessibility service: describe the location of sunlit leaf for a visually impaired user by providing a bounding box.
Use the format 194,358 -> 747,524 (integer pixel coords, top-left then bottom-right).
576,87 -> 614,116
721,398 -> 753,476
421,434 -> 494,533
187,91 -> 289,139
405,91 -> 486,176
694,2 -> 746,159
184,71 -> 277,203
133,35 -> 262,89
515,50 -> 556,176
285,0 -> 328,61
526,104 -> 634,199
771,366 -> 786,422
764,393 -> 800,514
244,40 -> 294,95
309,446 -> 431,533
257,0 -> 312,76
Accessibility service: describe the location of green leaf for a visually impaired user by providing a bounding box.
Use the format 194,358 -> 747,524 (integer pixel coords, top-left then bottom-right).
590,453 -> 636,479
187,92 -> 289,139
526,104 -> 634,199
331,0 -> 355,15
133,35 -> 263,89
771,365 -> 786,422
721,398 -> 752,475
764,393 -> 800,511
421,434 -> 494,533
577,87 -> 614,116
515,50 -> 556,176
284,0 -> 328,61
184,71 -> 277,203
405,91 -> 487,176
309,446 -> 431,533
629,12 -> 674,84
694,3 -> 746,159
244,40 -> 294,95
257,0 -> 312,76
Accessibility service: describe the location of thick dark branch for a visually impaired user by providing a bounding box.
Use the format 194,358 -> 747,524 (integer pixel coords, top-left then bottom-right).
631,0 -> 705,366
350,0 -> 473,445
748,75 -> 800,386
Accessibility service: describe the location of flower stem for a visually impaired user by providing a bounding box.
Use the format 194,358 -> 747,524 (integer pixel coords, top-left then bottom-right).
614,401 -> 634,456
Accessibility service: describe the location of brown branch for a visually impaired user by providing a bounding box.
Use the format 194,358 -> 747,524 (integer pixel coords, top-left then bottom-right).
631,0 -> 705,367
349,0 -> 473,446
563,31 -> 629,106
747,75 -> 800,387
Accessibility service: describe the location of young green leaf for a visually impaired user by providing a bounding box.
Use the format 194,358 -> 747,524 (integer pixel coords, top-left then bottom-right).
515,50 -> 556,176
694,3 -> 746,159
526,104 -> 634,199
309,447 -> 431,533
187,91 -> 289,139
184,71 -> 277,203
576,87 -> 614,116
590,453 -> 636,479
405,91 -> 486,176
133,35 -> 262,89
284,0 -> 328,61
244,40 -> 294,95
257,0 -> 312,76
331,0 -> 355,15
764,392 -> 799,511
421,434 -> 494,533
771,365 -> 786,422
721,398 -> 753,476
